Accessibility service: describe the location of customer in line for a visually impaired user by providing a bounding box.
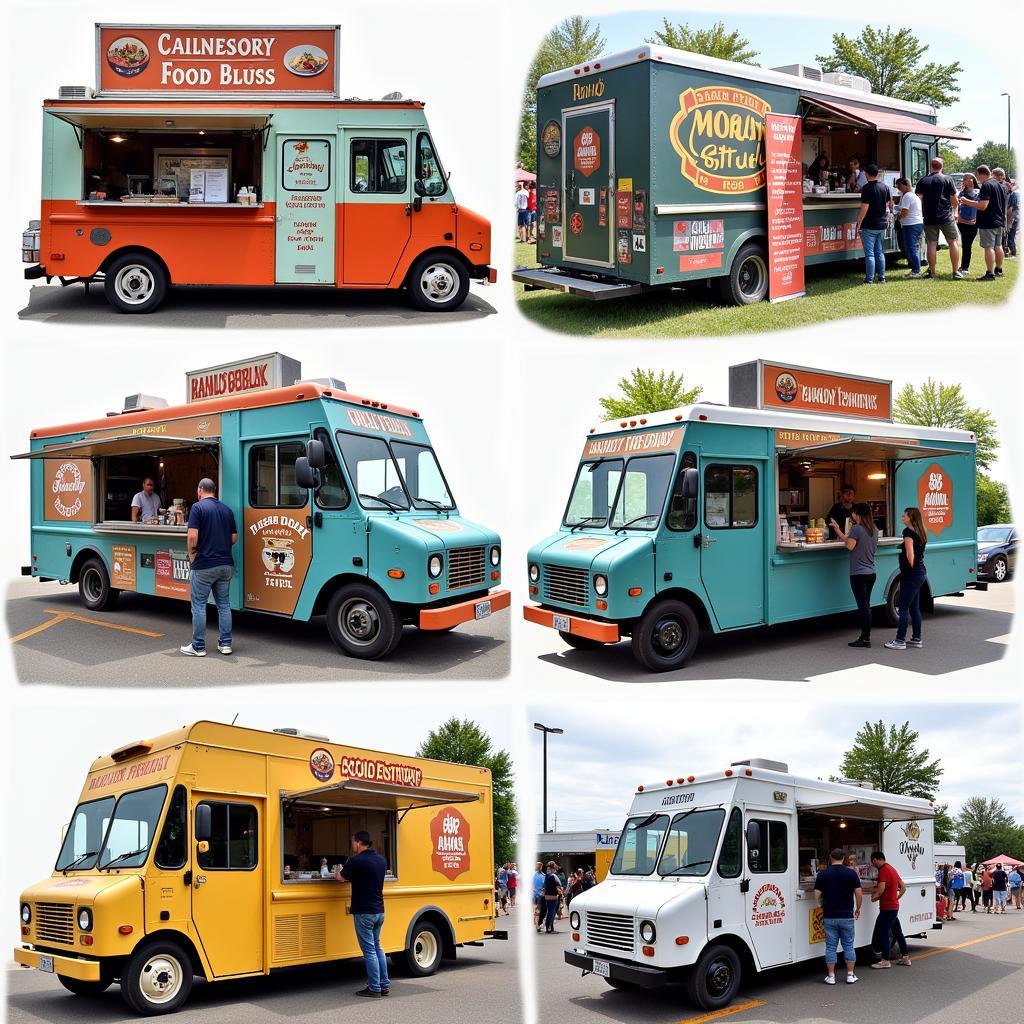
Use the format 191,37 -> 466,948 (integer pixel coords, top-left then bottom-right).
855,163 -> 893,284
916,157 -> 962,279
958,861 -> 977,912
992,863 -> 1010,914
1008,865 -> 1022,909
541,861 -> 562,934
958,165 -> 1006,280
814,848 -> 862,985
335,831 -> 391,997
895,177 -> 925,277
956,173 -> 981,273
869,851 -> 912,968
830,502 -> 878,648
885,507 -> 928,652
1004,178 -> 1018,258
981,864 -> 995,912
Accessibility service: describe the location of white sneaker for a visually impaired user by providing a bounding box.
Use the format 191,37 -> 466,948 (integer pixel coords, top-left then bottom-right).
824,975 -> 836,985
218,644 -> 233,655
846,973 -> 859,984
180,644 -> 206,657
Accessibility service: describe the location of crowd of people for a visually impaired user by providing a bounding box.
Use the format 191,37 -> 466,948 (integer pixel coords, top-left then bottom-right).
935,860 -> 1023,917
514,181 -> 538,243
532,860 -> 597,933
495,862 -> 519,915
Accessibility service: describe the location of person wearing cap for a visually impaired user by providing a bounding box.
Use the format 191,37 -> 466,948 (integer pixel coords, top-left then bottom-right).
814,847 -> 863,985
335,831 -> 391,996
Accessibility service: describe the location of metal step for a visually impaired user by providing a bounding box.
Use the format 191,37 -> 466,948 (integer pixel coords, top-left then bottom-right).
512,266 -> 643,300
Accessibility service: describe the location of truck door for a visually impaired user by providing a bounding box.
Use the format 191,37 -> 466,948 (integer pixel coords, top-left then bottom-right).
191,795 -> 264,976
698,459 -> 765,629
742,810 -> 794,968
706,807 -> 748,943
341,128 -> 413,285
276,135 -> 336,284
562,102 -> 614,268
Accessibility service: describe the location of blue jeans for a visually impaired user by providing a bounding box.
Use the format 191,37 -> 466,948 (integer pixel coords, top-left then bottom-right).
189,564 -> 233,651
871,908 -> 908,957
896,569 -> 927,642
861,228 -> 886,282
823,917 -> 856,966
902,223 -> 924,274
353,913 -> 390,992
543,897 -> 558,931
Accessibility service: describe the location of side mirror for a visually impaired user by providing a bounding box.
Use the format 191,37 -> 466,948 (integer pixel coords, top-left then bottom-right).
745,820 -> 762,851
195,803 -> 212,842
306,438 -> 325,470
414,179 -> 426,197
197,840 -> 210,855
295,456 -> 320,491
680,467 -> 699,501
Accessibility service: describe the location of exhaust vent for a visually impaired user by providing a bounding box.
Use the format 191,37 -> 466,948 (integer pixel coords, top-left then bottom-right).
122,393 -> 169,414
836,777 -> 871,788
822,72 -> 871,93
772,64 -> 822,82
380,90 -> 404,101
273,727 -> 332,741
58,85 -> 93,99
732,758 -> 789,773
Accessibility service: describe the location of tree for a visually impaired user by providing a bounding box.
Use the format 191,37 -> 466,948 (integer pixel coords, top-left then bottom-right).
932,803 -> 955,844
646,18 -> 759,65
954,796 -> 1024,863
977,473 -> 1012,526
937,146 -> 968,174
417,718 -> 517,867
892,378 -> 999,471
519,18 -> 606,172
599,368 -> 703,419
815,26 -> 961,108
965,141 -> 1016,178
838,721 -> 943,799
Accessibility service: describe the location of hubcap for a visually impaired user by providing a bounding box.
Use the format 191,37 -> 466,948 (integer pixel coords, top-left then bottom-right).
652,616 -> 685,654
339,598 -> 381,646
82,568 -> 103,603
413,930 -> 438,968
420,263 -> 457,303
114,264 -> 156,305
738,256 -> 766,297
994,559 -> 1007,581
706,956 -> 733,997
139,954 -> 182,1004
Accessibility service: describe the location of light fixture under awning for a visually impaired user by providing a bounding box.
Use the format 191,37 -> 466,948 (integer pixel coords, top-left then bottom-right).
11,433 -> 220,460
45,107 -> 272,132
801,96 -> 971,141
796,797 -> 934,822
283,779 -> 481,813
780,437 -> 968,462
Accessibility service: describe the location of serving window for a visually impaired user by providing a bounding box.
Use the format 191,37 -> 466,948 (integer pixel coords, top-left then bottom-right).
282,799 -> 395,882
798,809 -> 882,888
100,447 -> 219,525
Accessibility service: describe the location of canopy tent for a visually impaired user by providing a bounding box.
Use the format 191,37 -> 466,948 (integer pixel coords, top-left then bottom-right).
981,853 -> 1023,867
515,167 -> 536,183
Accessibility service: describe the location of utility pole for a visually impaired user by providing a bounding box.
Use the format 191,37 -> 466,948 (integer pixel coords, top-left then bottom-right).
533,722 -> 564,833
1001,93 -> 1011,152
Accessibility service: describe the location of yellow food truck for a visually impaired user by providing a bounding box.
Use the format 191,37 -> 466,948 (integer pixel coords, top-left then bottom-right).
15,722 -> 504,1015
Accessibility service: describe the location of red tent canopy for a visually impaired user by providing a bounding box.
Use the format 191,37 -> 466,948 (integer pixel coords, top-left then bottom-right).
802,96 -> 971,141
515,167 -> 536,183
981,853 -> 1023,867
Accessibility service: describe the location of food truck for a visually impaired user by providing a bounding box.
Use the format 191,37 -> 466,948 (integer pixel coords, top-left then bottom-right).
525,361 -> 980,671
513,44 -> 968,304
564,758 -> 937,1010
21,24 -> 494,313
15,721 -> 505,1014
14,354 -> 508,659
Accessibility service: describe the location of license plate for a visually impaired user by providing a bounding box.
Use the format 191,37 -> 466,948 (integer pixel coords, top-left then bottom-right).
474,600 -> 492,621
591,958 -> 610,978
39,956 -> 54,974
553,614 -> 570,631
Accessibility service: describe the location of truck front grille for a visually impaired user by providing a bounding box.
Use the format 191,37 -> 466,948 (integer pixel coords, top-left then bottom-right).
448,546 -> 486,591
35,902 -> 74,945
542,564 -> 589,607
585,911 -> 635,953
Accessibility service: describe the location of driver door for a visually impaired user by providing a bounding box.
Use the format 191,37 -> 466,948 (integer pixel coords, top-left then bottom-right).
742,810 -> 794,968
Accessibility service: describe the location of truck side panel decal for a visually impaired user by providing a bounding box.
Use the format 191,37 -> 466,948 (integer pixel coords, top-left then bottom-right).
243,506 -> 313,614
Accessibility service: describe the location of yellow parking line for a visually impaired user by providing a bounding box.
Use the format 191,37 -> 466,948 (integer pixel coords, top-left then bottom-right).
43,610 -> 164,638
911,924 -> 1024,961
675,999 -> 767,1024
9,613 -> 70,644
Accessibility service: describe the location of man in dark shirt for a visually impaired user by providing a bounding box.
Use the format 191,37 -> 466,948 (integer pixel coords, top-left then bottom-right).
826,485 -> 857,539
336,831 -> 391,995
180,477 -> 237,657
814,848 -> 863,985
542,860 -> 562,933
991,862 -> 1010,914
960,165 -> 1006,280
915,156 -> 962,279
855,164 -> 893,284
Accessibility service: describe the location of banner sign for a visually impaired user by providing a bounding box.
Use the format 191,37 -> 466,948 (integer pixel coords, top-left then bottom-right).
187,353 -> 301,403
918,465 -> 954,537
582,427 -> 682,460
765,113 -> 806,302
431,807 -> 471,880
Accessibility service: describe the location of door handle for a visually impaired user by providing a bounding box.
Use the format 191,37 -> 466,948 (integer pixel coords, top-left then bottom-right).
740,878 -> 750,894
307,512 -> 323,529
183,870 -> 193,887
193,875 -> 208,889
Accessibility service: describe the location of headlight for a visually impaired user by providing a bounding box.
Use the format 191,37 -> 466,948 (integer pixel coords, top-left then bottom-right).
529,563 -> 540,582
20,904 -> 31,924
639,920 -> 656,943
594,574 -> 608,596
570,910 -> 580,930
490,545 -> 501,566
78,907 -> 93,932
428,554 -> 444,579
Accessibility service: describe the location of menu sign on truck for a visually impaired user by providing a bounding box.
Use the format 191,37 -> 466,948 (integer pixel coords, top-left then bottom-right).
765,113 -> 805,302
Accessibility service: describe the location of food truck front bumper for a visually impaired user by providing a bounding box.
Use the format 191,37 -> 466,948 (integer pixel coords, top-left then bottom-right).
523,604 -> 621,643
418,589 -> 510,630
15,946 -> 101,981
565,948 -> 667,987
513,266 -> 642,300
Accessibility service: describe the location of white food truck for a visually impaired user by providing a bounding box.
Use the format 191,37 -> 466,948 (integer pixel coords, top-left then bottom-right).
564,758 -> 937,1010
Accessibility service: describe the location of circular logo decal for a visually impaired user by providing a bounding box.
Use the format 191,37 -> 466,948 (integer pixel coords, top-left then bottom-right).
751,882 -> 787,926
542,120 -> 562,158
775,372 -> 798,403
284,44 -> 330,77
51,462 -> 87,518
309,747 -> 335,782
570,212 -> 585,236
106,36 -> 150,78
563,537 -> 610,551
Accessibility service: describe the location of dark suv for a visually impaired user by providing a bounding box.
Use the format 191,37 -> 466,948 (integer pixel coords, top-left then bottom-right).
977,524 -> 1018,582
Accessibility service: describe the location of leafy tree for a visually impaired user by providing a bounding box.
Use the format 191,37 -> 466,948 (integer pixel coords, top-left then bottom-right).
954,797 -> 1024,863
937,146 -> 968,173
965,141 -> 1016,178
646,18 -> 759,65
815,26 -> 961,108
932,802 -> 955,844
838,721 -> 943,799
519,18 -> 606,172
417,718 -> 517,867
599,368 -> 703,419
977,474 -> 1012,526
892,378 -> 999,471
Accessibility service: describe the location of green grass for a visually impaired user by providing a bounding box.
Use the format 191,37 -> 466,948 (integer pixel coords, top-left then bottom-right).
513,242 -> 1017,338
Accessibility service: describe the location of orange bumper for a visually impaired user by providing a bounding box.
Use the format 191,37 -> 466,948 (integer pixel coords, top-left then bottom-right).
523,604 -> 620,643
419,589 -> 510,630
487,267 -> 498,283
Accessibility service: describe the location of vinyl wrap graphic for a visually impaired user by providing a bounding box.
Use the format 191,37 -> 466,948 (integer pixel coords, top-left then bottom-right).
44,459 -> 93,522
243,506 -> 313,613
430,806 -> 471,880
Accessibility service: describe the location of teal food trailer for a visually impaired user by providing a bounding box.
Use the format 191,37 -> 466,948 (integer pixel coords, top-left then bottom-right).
524,362 -> 981,671
513,45 -> 968,304
15,366 -> 508,659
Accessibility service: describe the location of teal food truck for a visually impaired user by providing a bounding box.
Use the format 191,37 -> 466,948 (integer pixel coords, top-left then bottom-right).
513,44 -> 968,304
15,356 -> 508,659
524,361 -> 981,671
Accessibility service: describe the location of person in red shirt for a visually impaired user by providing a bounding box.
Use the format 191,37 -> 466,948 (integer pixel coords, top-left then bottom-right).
870,851 -> 912,967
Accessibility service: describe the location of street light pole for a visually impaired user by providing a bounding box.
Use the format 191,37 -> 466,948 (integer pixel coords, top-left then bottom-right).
1001,93 -> 1011,152
533,722 -> 564,833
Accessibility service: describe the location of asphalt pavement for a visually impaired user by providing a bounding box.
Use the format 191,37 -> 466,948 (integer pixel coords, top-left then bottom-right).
536,906 -> 1024,1024
6,580 -> 509,685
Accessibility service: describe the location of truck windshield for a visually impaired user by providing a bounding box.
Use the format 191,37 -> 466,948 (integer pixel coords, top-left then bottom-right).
391,440 -> 455,510
336,431 -> 411,511
98,784 -> 168,869
610,454 -> 676,531
564,459 -> 623,528
610,813 -> 670,875
55,796 -> 116,871
657,808 -> 727,876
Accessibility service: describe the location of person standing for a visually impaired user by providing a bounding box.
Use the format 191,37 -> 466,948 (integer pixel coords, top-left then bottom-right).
958,165 -> 1006,280
1008,865 -> 1022,909
949,861 -> 965,917
508,863 -> 518,907
335,831 -> 391,997
527,183 -> 538,243
960,862 -> 977,912
885,507 -> 929,652
1005,179 -> 1019,257
916,157 -> 962,279
972,863 -> 983,910
956,173 -> 981,273
130,476 -> 161,524
895,177 -> 925,277
496,863 -> 510,916
515,182 -> 530,243
180,477 -> 237,657
981,864 -> 994,912
814,847 -> 863,985
992,862 -> 1010,914
533,861 -> 545,930
831,502 -> 878,648
847,156 -> 868,192
542,861 -> 562,934
869,851 -> 912,968
855,163 -> 893,284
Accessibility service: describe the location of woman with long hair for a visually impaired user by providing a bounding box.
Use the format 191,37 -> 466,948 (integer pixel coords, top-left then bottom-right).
957,172 -> 981,273
885,507 -> 928,651
831,502 -> 878,647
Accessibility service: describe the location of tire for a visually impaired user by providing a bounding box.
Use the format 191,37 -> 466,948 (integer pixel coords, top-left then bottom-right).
685,944 -> 742,1011
407,253 -> 470,312
990,554 -> 1009,582
120,940 -> 193,1015
882,577 -> 901,628
399,921 -> 444,977
58,975 -> 111,997
630,599 -> 700,672
717,242 -> 768,305
79,557 -> 120,612
559,631 -> 605,651
104,253 -> 168,314
325,583 -> 403,659
604,976 -> 639,991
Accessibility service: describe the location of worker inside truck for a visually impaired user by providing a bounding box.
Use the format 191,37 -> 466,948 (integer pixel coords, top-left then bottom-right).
777,454 -> 891,538
100,446 -> 219,524
282,797 -> 395,881
797,809 -> 885,887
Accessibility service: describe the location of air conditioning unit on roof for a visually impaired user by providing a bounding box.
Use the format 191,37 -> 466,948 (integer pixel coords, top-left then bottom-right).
122,394 -> 169,414
732,758 -> 789,773
772,64 -> 823,82
274,727 -> 332,741
822,72 -> 872,93
299,377 -> 348,391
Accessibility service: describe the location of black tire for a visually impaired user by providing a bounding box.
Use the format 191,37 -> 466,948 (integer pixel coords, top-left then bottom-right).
325,583 -> 403,659
58,975 -> 111,997
685,944 -> 742,1011
882,577 -> 901,628
630,599 -> 700,672
559,630 -> 605,651
120,940 -> 193,1016
407,253 -> 470,312
104,253 -> 168,314
717,242 -> 768,305
604,976 -> 639,991
989,554 -> 1009,582
398,921 -> 444,977
78,557 -> 120,612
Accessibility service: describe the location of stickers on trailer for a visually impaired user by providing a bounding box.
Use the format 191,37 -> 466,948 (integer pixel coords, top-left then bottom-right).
573,126 -> 601,176
899,819 -> 926,869
632,233 -> 647,253
918,467 -> 954,538
155,549 -> 191,600
617,177 -> 633,193
598,186 -> 608,227
570,212 -> 584,236
617,229 -> 632,264
632,190 -> 647,232
616,190 -> 633,229
751,882 -> 787,926
809,906 -> 826,944
804,222 -> 860,255
542,119 -> 562,158
551,225 -> 563,248
674,219 -> 725,271
283,139 -> 331,191
544,189 -> 560,222
243,507 -> 313,614
579,188 -> 596,206
111,545 -> 137,590
44,459 -> 93,522
431,806 -> 471,880
309,748 -> 336,782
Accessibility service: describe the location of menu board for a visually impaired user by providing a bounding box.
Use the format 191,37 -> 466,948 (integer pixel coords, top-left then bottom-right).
155,150 -> 231,200
765,113 -> 805,302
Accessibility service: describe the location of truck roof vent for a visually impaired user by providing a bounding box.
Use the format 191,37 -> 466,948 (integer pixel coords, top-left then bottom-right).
732,758 -> 789,772
122,393 -> 169,414
298,377 -> 348,391
380,90 -> 404,101
273,727 -> 332,741
836,777 -> 871,788
772,64 -> 823,82
58,85 -> 93,99
821,72 -> 871,93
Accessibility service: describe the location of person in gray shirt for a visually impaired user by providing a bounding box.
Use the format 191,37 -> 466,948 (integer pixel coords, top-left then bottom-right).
130,477 -> 160,524
830,502 -> 878,648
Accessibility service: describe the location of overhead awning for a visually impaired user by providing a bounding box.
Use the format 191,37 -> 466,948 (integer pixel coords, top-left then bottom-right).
283,780 -> 480,813
796,797 -> 934,822
780,438 -> 967,462
11,433 -> 219,460
45,108 -> 272,132
801,96 -> 971,141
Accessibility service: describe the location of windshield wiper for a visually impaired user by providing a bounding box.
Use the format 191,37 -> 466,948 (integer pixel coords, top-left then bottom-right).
101,847 -> 149,871
360,492 -> 404,514
414,496 -> 451,515
570,516 -> 606,533
629,813 -> 662,830
62,851 -> 98,875
663,859 -> 714,876
615,514 -> 657,534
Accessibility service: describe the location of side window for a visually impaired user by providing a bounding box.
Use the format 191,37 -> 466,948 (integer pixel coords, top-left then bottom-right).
155,785 -> 188,870
249,443 -> 306,508
667,452 -> 699,532
314,430 -> 350,510
350,139 -> 408,194
911,146 -> 929,185
415,133 -> 447,197
704,464 -> 758,530
197,802 -> 258,871
717,807 -> 742,878
747,818 -> 788,873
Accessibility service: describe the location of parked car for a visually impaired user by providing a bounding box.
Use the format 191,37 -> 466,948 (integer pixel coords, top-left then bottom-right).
951,172 -> 966,189
977,524 -> 1018,581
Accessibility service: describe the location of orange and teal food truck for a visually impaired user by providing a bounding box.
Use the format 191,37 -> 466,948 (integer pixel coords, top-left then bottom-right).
22,24 -> 494,313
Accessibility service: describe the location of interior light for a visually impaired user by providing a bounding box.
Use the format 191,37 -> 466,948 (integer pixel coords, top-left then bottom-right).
110,134 -> 126,143
198,130 -> 206,136
867,472 -> 886,480
839,819 -> 848,830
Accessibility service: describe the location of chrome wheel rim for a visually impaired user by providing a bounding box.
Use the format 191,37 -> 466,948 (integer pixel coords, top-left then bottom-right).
419,263 -> 457,303
82,568 -> 104,603
338,598 -> 381,647
993,558 -> 1007,581
413,930 -> 438,968
738,255 -> 767,298
139,953 -> 183,1004
113,264 -> 156,306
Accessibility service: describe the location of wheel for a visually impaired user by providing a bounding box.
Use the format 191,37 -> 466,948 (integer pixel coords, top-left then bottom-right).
399,921 -> 443,977
990,554 -> 1009,582
882,577 -> 901,628
120,941 -> 193,1015
604,976 -> 639,991
78,557 -> 120,612
58,975 -> 111,997
407,253 -> 470,312
717,242 -> 768,305
685,944 -> 742,1011
559,630 -> 605,651
325,583 -> 403,659
104,253 -> 168,314
630,599 -> 699,672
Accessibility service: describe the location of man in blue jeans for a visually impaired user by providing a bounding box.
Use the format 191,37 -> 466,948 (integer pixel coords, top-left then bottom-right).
855,163 -> 893,284
180,478 -> 237,657
814,847 -> 863,985
336,831 -> 391,997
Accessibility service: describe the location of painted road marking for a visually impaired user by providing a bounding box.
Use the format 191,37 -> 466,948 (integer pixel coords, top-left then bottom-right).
8,613 -> 70,644
10,609 -> 164,643
912,924 -> 1024,961
675,999 -> 767,1024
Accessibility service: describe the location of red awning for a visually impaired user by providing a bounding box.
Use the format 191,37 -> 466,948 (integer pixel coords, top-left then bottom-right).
515,167 -> 537,183
981,853 -> 1023,867
802,96 -> 971,141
